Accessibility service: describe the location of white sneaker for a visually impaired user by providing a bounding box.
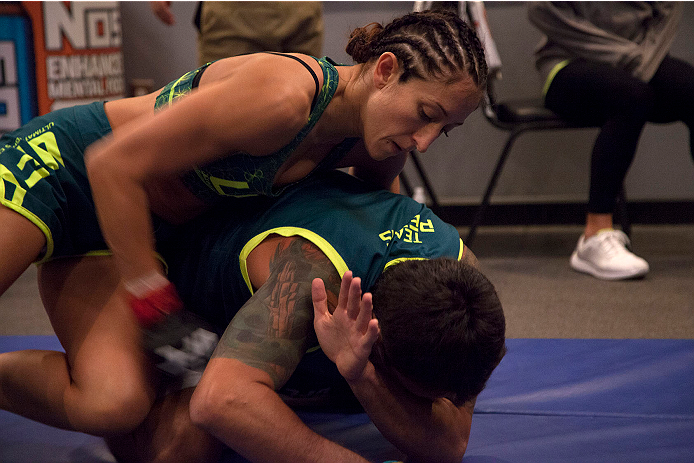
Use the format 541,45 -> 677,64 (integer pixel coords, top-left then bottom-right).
570,229 -> 649,280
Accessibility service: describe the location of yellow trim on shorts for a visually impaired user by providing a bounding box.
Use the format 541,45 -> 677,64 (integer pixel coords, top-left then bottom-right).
542,59 -> 571,99
383,238 -> 464,271
1,199 -> 55,264
239,227 -> 349,295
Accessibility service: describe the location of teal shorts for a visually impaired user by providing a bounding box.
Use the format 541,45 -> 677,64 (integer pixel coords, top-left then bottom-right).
0,102 -> 112,262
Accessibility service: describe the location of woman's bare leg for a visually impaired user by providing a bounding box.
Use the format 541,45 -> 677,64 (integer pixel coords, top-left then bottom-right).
0,206 -> 45,295
584,212 -> 614,239
0,254 -> 157,435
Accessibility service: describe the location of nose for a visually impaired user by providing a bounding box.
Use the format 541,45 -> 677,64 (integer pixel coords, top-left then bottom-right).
412,126 -> 440,153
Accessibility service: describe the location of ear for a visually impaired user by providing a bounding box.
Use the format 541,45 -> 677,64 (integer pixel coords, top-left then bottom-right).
372,52 -> 400,88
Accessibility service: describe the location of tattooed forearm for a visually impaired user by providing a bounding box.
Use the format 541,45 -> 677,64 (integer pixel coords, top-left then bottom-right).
213,236 -> 342,388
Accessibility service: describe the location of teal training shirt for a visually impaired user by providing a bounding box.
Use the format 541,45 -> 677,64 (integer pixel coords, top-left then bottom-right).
161,170 -> 463,329
159,170 -> 464,405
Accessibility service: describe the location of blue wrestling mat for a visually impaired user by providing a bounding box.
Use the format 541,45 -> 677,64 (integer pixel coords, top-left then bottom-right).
2,337 -> 693,462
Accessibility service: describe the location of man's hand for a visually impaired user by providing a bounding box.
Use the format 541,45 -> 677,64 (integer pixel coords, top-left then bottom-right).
150,1 -> 176,25
312,271 -> 380,382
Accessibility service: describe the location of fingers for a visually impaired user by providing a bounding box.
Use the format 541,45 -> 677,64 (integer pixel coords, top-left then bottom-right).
337,271 -> 353,312
356,292 -> 374,330
311,278 -> 329,318
346,275 -> 362,320
366,319 -> 380,346
317,272 -> 373,332
359,292 -> 380,346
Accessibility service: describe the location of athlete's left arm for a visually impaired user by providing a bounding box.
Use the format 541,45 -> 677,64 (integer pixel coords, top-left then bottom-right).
345,141 -> 407,194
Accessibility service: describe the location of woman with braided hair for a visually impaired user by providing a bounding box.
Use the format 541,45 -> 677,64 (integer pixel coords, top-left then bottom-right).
0,9 -> 487,443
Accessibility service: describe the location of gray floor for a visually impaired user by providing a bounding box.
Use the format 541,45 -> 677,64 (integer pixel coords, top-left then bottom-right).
468,224 -> 694,339
1,224 -> 693,339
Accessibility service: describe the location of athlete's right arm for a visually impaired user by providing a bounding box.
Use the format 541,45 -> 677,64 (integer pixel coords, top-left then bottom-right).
188,236 -> 370,462
312,271 -> 474,463
84,56 -> 315,298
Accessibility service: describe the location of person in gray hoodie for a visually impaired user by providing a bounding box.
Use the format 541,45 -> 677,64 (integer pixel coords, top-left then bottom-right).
528,1 -> 694,280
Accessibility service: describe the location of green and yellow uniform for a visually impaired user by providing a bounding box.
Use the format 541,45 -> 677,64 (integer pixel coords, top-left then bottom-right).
0,54 -> 353,262
0,102 -> 111,262
159,170 -> 464,404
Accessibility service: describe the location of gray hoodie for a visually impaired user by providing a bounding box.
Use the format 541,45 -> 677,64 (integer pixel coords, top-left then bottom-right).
528,1 -> 683,85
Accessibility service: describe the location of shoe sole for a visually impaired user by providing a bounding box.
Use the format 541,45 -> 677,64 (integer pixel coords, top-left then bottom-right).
570,252 -> 649,281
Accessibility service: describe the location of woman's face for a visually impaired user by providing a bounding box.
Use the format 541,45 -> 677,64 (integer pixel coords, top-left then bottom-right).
362,71 -> 483,161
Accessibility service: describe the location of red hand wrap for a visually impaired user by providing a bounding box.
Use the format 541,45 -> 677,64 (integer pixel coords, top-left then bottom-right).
128,282 -> 183,328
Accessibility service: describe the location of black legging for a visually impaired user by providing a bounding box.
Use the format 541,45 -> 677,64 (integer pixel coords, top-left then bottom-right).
545,55 -> 694,214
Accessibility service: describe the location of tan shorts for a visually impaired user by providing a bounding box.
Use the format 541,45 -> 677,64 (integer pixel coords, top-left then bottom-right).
197,1 -> 324,65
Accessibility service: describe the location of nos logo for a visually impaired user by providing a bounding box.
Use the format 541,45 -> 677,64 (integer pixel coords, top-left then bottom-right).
43,1 -> 121,51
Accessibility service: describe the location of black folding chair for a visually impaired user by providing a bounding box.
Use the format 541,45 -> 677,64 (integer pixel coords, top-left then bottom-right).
408,1 -> 629,245
465,68 -> 630,246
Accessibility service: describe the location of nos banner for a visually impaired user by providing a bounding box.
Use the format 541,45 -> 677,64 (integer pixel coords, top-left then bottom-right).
22,1 -> 125,115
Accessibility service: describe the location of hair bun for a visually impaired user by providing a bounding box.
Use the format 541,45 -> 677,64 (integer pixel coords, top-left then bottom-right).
345,22 -> 384,63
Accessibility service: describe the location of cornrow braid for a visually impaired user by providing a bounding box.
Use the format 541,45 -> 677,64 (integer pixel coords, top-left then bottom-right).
456,14 -> 488,88
345,10 -> 487,88
377,35 -> 442,80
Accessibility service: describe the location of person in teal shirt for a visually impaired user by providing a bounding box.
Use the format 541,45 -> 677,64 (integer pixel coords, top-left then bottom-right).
2,170 -> 506,463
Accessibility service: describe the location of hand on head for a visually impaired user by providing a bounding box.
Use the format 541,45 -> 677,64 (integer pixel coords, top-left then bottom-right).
312,271 -> 380,382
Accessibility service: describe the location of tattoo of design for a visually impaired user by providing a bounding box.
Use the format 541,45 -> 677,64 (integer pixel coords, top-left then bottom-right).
213,237 -> 341,388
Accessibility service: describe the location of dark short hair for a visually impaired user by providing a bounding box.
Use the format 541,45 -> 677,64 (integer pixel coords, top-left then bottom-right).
370,258 -> 506,404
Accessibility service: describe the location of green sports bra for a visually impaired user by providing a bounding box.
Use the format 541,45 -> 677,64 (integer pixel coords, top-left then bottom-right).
154,53 -> 358,202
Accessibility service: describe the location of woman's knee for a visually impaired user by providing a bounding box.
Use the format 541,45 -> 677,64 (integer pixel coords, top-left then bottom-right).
68,376 -> 155,434
621,85 -> 655,121
650,55 -> 694,123
597,77 -> 655,122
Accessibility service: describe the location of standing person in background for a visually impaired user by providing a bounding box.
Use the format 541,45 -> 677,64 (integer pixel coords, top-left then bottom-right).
528,2 -> 694,280
150,1 -> 324,64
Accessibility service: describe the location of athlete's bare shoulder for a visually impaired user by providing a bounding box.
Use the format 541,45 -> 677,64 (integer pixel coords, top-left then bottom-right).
199,53 -> 323,90
196,53 -> 258,84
